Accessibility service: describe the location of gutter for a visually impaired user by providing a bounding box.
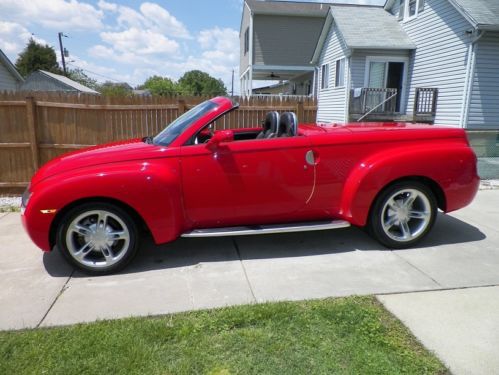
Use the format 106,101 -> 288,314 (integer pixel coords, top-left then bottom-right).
460,30 -> 485,128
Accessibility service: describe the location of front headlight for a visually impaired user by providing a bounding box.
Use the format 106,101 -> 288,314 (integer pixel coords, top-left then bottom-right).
21,186 -> 32,214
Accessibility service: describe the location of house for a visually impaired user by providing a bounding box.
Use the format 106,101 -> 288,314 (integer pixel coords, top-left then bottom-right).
21,70 -> 99,94
240,0 -> 329,97
240,0 -> 499,129
0,49 -> 24,91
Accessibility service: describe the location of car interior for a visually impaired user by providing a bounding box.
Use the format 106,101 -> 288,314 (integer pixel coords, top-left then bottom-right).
192,110 -> 299,145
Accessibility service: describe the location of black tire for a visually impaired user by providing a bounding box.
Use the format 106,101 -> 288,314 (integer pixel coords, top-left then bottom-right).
57,202 -> 140,275
368,181 -> 437,249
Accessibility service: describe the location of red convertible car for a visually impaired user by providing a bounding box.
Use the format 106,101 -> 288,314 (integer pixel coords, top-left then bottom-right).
21,97 -> 479,274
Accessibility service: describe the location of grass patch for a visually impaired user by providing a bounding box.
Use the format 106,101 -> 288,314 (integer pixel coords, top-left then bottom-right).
0,205 -> 20,213
0,296 -> 445,374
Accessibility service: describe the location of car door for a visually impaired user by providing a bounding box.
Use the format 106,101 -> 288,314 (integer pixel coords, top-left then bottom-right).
180,136 -> 316,228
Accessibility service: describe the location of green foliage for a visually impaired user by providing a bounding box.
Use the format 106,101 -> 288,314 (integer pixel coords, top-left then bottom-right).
0,296 -> 445,374
15,38 -> 62,77
140,75 -> 178,96
67,68 -> 98,91
98,81 -> 132,97
178,70 -> 227,96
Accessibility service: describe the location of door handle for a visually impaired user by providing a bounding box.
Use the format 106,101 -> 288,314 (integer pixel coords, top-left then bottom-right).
305,150 -> 316,166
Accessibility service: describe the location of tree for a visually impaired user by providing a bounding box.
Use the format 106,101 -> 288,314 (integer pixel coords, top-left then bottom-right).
178,70 -> 227,96
140,75 -> 179,96
15,38 -> 62,77
68,68 -> 98,91
98,81 -> 132,97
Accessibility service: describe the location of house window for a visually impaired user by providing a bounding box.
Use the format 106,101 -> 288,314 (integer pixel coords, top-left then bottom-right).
244,27 -> 249,55
321,64 -> 329,90
335,58 -> 345,87
400,0 -> 424,21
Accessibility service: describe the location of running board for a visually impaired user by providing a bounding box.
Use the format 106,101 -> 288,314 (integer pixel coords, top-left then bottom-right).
181,220 -> 350,238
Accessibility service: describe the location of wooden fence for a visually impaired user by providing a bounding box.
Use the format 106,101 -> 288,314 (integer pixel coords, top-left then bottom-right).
0,92 -> 317,194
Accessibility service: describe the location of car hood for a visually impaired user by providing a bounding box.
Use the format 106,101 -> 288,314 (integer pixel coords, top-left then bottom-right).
31,139 -> 167,187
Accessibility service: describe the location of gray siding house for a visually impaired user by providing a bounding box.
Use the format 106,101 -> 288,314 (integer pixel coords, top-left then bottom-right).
240,0 -> 329,96
314,0 -> 499,128
21,70 -> 99,94
0,49 -> 24,91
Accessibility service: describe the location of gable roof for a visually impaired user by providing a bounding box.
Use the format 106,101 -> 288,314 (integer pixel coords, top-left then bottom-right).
245,0 -> 330,17
312,5 -> 415,63
385,0 -> 499,30
0,49 -> 24,83
448,0 -> 499,30
37,70 -> 99,94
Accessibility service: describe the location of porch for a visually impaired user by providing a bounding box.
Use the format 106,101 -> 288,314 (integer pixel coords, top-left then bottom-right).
349,87 -> 438,123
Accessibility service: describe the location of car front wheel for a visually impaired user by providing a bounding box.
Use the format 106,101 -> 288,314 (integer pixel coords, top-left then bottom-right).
57,203 -> 140,275
368,182 -> 437,249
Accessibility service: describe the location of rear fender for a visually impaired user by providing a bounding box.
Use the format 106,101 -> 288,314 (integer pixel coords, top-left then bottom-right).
339,144 -> 479,226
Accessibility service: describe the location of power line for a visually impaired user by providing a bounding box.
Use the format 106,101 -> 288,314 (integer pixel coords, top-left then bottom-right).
66,62 -> 135,85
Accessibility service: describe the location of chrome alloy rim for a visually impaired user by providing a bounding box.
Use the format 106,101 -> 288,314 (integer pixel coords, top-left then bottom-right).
66,210 -> 130,268
381,189 -> 432,242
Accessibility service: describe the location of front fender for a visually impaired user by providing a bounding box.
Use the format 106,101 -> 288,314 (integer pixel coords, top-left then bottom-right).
23,159 -> 183,251
339,144 -> 479,226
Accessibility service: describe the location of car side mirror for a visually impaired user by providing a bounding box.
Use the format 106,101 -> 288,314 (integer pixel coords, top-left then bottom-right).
206,130 -> 234,150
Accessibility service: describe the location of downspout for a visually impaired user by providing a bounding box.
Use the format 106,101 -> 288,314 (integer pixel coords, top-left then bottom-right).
344,51 -> 353,123
460,29 -> 484,128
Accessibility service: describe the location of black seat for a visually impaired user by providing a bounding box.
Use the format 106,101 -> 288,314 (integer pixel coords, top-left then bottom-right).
256,111 -> 279,139
277,112 -> 298,137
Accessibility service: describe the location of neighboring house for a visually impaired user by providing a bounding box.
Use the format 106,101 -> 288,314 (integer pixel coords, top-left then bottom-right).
0,49 -> 24,91
240,0 -> 329,97
21,70 -> 99,94
240,0 -> 499,129
313,0 -> 499,128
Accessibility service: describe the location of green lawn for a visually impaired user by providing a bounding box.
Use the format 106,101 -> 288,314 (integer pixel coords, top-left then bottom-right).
0,296 -> 446,374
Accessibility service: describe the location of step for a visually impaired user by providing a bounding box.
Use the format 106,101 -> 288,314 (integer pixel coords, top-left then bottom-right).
181,220 -> 351,238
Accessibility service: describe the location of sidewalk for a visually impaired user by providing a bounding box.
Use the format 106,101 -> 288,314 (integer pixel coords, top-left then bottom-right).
1,190 -> 499,373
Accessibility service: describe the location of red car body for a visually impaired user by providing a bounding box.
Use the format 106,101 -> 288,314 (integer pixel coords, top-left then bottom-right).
22,96 -> 479,256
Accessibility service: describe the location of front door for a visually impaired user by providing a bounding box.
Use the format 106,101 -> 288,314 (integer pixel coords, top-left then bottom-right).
180,137 -> 315,228
367,60 -> 406,112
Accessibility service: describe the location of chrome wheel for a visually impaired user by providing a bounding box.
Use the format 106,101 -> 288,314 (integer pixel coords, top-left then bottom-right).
381,188 -> 432,243
65,209 -> 131,269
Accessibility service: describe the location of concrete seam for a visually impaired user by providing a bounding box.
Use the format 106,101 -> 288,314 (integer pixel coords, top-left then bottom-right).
36,269 -> 74,328
375,283 -> 499,298
232,238 -> 257,303
391,250 -> 443,288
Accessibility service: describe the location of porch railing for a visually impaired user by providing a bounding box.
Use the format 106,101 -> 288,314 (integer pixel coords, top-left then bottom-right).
414,88 -> 438,116
350,88 -> 398,116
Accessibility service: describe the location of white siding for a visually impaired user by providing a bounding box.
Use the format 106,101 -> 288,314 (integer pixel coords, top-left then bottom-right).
317,22 -> 349,123
0,63 -> 19,91
398,0 -> 472,126
240,5 -> 251,74
467,32 -> 499,129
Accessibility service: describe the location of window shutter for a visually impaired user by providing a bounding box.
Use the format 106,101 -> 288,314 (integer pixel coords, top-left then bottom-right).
418,0 -> 425,12
398,0 -> 405,20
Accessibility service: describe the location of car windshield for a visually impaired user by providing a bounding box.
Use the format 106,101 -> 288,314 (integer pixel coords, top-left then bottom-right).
153,100 -> 219,146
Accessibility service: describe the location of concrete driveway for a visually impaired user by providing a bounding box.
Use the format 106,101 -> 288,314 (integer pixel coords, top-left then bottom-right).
1,190 -> 498,332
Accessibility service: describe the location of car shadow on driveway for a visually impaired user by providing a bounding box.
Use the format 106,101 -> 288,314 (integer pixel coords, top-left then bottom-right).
43,213 -> 486,277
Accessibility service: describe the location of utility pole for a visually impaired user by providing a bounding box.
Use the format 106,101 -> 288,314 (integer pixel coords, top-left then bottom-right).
231,69 -> 234,97
58,32 -> 68,76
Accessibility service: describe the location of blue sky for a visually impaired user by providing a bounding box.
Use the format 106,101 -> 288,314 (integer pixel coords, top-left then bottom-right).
0,0 -> 384,93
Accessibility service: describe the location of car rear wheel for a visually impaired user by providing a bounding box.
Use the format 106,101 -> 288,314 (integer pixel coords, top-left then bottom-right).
368,182 -> 437,249
57,203 -> 140,275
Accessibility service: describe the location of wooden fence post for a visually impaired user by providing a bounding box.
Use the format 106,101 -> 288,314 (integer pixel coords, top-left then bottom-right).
25,96 -> 39,172
178,99 -> 186,115
296,101 -> 304,122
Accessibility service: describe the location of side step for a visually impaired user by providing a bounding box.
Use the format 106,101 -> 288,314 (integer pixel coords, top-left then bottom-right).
181,220 -> 350,238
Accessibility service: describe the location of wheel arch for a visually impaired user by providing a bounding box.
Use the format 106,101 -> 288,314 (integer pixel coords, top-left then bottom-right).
49,196 -> 150,250
366,176 -> 446,226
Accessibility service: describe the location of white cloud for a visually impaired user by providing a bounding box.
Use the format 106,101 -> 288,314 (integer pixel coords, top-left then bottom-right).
0,21 -> 48,61
0,0 -> 104,31
97,0 -> 118,12
100,27 -> 180,55
140,2 -> 191,39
